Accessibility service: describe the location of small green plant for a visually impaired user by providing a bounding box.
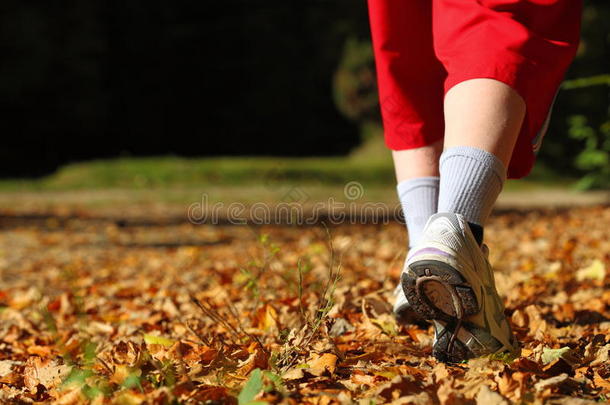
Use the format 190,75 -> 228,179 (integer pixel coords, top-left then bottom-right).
297,226 -> 342,341
237,368 -> 286,404
238,267 -> 261,299
237,369 -> 267,405
488,350 -> 519,364
278,256 -> 312,297
237,233 -> 282,302
60,340 -> 115,400
274,225 -> 342,371
567,115 -> 610,190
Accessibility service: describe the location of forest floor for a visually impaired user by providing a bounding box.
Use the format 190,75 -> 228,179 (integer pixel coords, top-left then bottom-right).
0,203 -> 609,404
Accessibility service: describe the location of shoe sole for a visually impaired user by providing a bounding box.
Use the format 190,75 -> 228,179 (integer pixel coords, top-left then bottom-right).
401,259 -> 503,362
393,301 -> 430,327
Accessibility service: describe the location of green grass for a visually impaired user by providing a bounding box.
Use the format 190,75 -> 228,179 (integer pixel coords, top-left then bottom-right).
0,155 -> 398,191
0,155 -> 574,191
0,137 -> 577,192
0,138 -> 596,212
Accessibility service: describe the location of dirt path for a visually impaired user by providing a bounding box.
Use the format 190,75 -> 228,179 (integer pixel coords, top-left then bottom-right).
0,206 -> 609,403
0,188 -> 608,228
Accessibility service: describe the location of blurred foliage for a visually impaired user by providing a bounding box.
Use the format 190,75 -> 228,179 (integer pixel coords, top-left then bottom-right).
568,116 -> 610,190
0,1 -> 370,177
0,1 -> 607,187
333,38 -> 379,126
332,1 -> 609,189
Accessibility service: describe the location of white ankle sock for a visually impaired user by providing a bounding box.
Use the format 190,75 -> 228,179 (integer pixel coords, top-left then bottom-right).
438,146 -> 506,226
397,177 -> 440,247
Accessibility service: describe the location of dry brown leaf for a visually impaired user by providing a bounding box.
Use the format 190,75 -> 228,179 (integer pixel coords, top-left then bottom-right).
1,206 -> 609,403
476,385 -> 509,405
374,375 -> 421,402
534,373 -> 579,393
590,344 -> 610,367
282,367 -> 305,380
436,378 -> 466,405
308,352 -> 338,376
593,373 -> 610,392
23,357 -> 71,393
432,362 -> 450,384
0,360 -> 16,377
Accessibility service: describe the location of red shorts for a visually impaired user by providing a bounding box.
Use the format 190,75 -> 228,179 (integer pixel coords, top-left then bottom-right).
368,0 -> 581,178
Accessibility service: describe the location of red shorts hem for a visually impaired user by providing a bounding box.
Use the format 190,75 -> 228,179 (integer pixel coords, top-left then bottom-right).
368,0 -> 581,179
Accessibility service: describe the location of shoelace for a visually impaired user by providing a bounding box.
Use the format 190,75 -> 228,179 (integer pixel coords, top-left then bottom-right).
446,286 -> 465,356
447,318 -> 463,356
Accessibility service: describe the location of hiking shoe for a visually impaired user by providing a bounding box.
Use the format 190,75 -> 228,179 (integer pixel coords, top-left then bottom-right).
393,284 -> 420,325
401,212 -> 519,362
394,275 -> 430,327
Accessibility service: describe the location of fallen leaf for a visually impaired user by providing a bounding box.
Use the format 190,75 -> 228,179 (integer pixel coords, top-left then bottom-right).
590,344 -> 610,367
594,372 -> 610,392
0,360 -> 16,377
369,313 -> 399,336
534,373 -> 579,392
23,357 -> 71,392
237,368 -> 263,405
281,367 -> 305,380
308,353 -> 338,376
143,334 -> 175,348
476,385 -> 509,405
541,347 -> 572,365
374,375 -> 421,402
575,259 -> 606,281
329,318 -> 354,337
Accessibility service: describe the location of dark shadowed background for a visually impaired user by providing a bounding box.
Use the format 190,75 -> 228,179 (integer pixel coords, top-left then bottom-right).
1,0 -> 608,188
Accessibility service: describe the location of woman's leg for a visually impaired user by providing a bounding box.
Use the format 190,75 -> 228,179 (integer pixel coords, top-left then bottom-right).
395,78 -> 526,248
367,0 -> 447,323
392,141 -> 442,182
367,0 -> 445,248
393,141 -> 442,247
438,79 -> 525,231
400,0 -> 581,362
443,79 -> 525,168
433,0 -> 582,179
432,0 -> 581,233
401,80 -> 527,360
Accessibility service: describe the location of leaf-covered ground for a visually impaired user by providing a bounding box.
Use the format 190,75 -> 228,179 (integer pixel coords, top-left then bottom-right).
0,206 -> 609,404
